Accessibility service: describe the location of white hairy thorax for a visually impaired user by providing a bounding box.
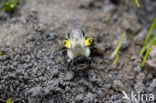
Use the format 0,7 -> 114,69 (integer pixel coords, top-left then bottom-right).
67,39 -> 90,60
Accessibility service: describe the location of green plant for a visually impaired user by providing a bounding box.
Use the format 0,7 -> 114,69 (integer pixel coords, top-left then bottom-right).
140,17 -> 156,56
141,33 -> 156,67
111,33 -> 126,58
6,98 -> 11,103
4,0 -> 19,12
111,33 -> 126,64
125,0 -> 140,8
125,0 -> 129,5
0,0 -> 19,12
113,54 -> 119,65
0,51 -> 4,55
134,0 -> 140,7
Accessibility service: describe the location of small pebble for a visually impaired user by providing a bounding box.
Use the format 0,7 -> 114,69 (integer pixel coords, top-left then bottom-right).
112,80 -> 124,91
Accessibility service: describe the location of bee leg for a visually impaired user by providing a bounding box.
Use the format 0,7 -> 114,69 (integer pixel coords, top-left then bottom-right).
67,62 -> 71,70
73,58 -> 78,66
86,57 -> 91,66
67,59 -> 74,70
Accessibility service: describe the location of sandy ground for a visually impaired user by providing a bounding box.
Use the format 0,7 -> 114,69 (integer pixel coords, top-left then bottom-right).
0,0 -> 156,103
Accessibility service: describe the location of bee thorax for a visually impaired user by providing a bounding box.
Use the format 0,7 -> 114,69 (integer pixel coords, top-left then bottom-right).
67,47 -> 90,60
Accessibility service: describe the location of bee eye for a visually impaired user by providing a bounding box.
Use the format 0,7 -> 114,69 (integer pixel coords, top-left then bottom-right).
88,38 -> 92,44
88,38 -> 92,43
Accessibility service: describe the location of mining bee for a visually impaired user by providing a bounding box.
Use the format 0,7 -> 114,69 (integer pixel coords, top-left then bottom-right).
63,20 -> 93,70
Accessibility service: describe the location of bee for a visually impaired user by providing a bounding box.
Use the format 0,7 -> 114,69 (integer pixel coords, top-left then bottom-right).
63,20 -> 93,69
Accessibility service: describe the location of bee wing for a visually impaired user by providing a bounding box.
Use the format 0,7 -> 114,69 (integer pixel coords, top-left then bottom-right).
67,20 -> 85,40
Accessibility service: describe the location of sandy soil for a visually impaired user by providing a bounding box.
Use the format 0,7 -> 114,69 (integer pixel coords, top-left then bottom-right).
0,0 -> 156,103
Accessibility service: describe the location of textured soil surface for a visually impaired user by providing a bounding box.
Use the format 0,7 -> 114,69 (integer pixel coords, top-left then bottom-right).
0,0 -> 156,103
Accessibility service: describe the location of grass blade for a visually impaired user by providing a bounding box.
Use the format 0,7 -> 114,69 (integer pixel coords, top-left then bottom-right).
125,0 -> 129,5
140,17 -> 156,55
113,54 -> 119,65
140,46 -> 146,56
111,33 -> 126,58
0,51 -> 4,55
141,33 -> 156,67
6,98 -> 11,103
135,0 -> 140,7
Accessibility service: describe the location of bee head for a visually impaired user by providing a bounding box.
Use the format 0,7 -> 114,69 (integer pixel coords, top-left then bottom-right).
63,26 -> 92,49
63,37 -> 93,49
